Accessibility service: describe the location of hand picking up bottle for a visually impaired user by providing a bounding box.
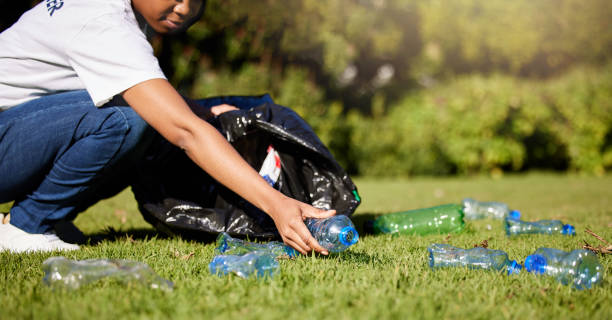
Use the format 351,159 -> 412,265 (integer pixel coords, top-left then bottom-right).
305,215 -> 359,253
215,232 -> 299,258
462,198 -> 521,220
428,243 -> 522,275
370,204 -> 465,236
505,217 -> 575,236
42,256 -> 173,291
209,251 -> 280,279
524,248 -> 603,289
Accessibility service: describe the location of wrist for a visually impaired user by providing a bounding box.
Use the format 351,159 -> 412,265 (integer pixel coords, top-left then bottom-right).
255,189 -> 288,220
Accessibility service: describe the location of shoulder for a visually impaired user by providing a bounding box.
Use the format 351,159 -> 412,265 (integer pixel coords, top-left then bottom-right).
29,0 -> 137,30
3,0 -> 138,36
53,0 -> 133,17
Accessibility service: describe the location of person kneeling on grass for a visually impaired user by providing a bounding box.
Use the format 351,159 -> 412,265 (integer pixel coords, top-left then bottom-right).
0,0 -> 335,254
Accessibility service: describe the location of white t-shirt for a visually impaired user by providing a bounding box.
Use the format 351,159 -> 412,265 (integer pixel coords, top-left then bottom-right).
0,0 -> 166,110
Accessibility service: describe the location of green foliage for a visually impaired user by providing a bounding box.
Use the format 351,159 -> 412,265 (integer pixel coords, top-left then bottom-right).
543,68 -> 612,174
337,64 -> 612,176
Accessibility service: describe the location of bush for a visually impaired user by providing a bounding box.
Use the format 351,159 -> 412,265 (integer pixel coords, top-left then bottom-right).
345,64 -> 612,176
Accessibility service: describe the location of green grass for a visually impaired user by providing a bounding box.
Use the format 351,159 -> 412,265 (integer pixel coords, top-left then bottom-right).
1,173 -> 611,320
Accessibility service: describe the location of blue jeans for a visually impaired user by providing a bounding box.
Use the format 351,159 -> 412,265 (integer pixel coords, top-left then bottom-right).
0,90 -> 153,233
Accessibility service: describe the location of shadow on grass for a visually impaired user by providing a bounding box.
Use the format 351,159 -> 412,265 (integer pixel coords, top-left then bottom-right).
351,212 -> 381,237
83,227 -> 218,246
315,249 -> 394,265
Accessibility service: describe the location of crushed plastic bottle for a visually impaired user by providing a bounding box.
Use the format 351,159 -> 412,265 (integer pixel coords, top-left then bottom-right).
209,251 -> 280,279
524,248 -> 603,289
42,256 -> 173,291
462,198 -> 521,220
428,243 -> 522,275
505,217 -> 576,236
215,232 -> 299,258
305,215 -> 359,253
371,204 -> 465,236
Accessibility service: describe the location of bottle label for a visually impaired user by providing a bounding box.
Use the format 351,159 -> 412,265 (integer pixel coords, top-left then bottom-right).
259,145 -> 281,187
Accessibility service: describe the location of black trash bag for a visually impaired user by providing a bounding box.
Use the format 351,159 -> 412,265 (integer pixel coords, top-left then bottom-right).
131,94 -> 361,240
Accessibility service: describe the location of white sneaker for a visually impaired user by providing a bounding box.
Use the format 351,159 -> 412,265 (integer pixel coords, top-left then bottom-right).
0,214 -> 80,253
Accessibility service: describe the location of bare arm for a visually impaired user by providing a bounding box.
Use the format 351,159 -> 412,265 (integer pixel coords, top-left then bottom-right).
122,79 -> 335,255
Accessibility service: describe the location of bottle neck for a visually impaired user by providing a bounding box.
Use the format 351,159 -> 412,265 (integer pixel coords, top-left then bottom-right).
524,254 -> 547,274
562,224 -> 576,236
339,226 -> 359,246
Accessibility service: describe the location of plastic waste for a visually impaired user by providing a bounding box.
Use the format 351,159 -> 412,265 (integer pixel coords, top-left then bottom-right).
132,95 -> 360,240
42,256 -> 173,291
524,248 -> 603,289
462,198 -> 521,220
505,217 -> 576,236
215,232 -> 299,258
428,243 -> 522,275
259,145 -> 282,187
305,215 -> 359,253
370,204 -> 465,236
209,251 -> 280,279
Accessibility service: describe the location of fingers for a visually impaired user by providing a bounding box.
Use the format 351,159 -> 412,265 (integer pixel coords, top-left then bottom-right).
283,237 -> 309,256
295,222 -> 329,255
306,209 -> 336,219
282,224 -> 329,256
303,234 -> 329,255
210,104 -> 238,116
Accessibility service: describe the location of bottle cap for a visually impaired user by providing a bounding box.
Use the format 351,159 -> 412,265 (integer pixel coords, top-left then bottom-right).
508,210 -> 521,220
524,254 -> 547,274
507,260 -> 522,275
283,246 -> 300,258
339,226 -> 359,246
562,224 -> 576,236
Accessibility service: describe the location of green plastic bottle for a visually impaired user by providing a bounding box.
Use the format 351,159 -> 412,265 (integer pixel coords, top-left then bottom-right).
372,204 -> 465,235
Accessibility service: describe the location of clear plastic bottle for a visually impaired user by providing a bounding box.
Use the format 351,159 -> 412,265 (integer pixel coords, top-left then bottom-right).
462,198 -> 521,220
371,204 -> 465,236
42,256 -> 173,291
504,217 -> 575,236
215,232 -> 299,258
209,251 -> 280,279
524,247 -> 603,289
305,215 -> 359,253
428,243 -> 522,275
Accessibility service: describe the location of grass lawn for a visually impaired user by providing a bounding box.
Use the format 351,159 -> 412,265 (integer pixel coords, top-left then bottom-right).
1,173 -> 611,320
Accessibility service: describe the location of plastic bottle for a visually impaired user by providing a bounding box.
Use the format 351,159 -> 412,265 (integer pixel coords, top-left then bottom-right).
305,215 -> 359,253
371,204 -> 465,236
524,248 -> 603,289
428,243 -> 522,275
42,256 -> 173,291
462,198 -> 521,220
215,232 -> 299,258
504,217 -> 576,236
209,251 -> 280,279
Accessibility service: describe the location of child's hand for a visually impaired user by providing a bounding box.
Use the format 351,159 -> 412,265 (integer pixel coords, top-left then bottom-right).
210,104 -> 238,116
268,197 -> 336,256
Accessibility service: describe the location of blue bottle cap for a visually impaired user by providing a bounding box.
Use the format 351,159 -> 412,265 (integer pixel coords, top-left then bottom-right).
339,226 -> 359,246
562,224 -> 576,236
508,210 -> 521,220
284,246 -> 300,258
507,260 -> 522,275
524,254 -> 547,274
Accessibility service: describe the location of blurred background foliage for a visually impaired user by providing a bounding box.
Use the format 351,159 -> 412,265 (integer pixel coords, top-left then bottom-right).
2,0 -> 611,176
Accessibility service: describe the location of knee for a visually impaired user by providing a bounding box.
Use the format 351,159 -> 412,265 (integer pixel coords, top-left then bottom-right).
93,106 -> 153,157
109,106 -> 153,152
